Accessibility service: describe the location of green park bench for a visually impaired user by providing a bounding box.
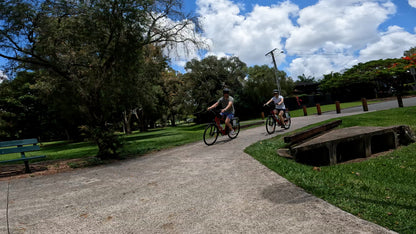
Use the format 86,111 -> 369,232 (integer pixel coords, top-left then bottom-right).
0,138 -> 46,173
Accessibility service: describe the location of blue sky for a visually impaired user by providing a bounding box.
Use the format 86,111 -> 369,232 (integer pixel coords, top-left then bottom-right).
1,0 -> 415,81
174,0 -> 416,79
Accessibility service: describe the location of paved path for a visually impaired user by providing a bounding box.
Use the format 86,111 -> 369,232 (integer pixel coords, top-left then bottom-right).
2,97 -> 415,233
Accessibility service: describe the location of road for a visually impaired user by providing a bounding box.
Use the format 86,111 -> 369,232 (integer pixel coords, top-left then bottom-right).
2,97 -> 415,233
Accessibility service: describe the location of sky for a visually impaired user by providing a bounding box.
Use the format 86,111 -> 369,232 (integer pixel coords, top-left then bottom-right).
1,0 -> 415,82
171,0 -> 416,80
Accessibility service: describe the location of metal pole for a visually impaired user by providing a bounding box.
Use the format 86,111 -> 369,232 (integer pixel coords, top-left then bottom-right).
265,49 -> 283,94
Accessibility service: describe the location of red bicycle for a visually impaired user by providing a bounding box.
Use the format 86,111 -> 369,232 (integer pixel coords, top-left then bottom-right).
264,105 -> 291,134
203,110 -> 240,145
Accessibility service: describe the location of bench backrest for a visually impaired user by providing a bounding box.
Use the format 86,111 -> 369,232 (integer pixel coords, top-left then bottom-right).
0,138 -> 40,155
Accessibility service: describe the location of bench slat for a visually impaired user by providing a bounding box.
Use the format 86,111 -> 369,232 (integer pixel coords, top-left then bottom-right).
0,155 -> 46,163
0,145 -> 40,155
0,138 -> 38,147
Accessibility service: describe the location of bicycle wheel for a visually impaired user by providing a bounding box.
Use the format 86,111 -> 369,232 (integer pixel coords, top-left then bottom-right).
266,115 -> 276,134
284,116 -> 291,129
228,120 -> 240,139
203,124 -> 219,145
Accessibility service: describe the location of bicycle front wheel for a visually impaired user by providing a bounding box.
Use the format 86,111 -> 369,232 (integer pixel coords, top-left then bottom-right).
203,124 -> 219,145
266,115 -> 276,134
284,116 -> 291,129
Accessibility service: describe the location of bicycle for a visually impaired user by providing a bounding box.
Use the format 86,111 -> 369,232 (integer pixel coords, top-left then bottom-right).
264,104 -> 291,134
203,109 -> 240,145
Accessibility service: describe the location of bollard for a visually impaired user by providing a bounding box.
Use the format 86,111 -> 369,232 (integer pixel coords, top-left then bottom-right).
316,104 -> 322,115
361,98 -> 368,111
397,95 -> 403,107
335,101 -> 341,114
302,105 -> 308,116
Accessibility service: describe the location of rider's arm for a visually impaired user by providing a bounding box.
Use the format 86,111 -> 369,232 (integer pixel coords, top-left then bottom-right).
277,96 -> 284,105
264,98 -> 273,106
222,101 -> 233,113
207,102 -> 219,110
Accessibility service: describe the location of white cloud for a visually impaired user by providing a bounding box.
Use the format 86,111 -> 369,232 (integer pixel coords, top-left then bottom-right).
197,0 -> 298,65
286,0 -> 396,52
285,0 -> 397,78
0,70 -> 8,83
359,26 -> 416,61
409,0 -> 416,8
171,0 -> 416,80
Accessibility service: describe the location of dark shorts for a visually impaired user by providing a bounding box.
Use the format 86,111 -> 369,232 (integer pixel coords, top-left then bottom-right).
275,109 -> 285,115
220,112 -> 234,120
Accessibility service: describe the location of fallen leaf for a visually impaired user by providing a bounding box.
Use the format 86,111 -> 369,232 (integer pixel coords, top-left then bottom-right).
313,167 -> 321,172
80,213 -> 88,218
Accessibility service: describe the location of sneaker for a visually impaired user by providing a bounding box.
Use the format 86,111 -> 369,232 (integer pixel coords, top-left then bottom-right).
230,130 -> 235,135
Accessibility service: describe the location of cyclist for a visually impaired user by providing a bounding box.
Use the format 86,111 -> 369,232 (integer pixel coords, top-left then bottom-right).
264,89 -> 286,128
207,88 -> 235,135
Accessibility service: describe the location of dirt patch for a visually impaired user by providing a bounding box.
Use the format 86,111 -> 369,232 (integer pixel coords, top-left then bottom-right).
0,158 -> 90,181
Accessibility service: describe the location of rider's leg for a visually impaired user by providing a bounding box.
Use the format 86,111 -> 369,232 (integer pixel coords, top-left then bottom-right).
225,117 -> 233,132
273,109 -> 278,119
278,110 -> 285,126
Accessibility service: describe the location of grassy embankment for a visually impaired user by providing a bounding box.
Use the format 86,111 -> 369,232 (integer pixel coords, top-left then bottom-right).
245,106 -> 416,233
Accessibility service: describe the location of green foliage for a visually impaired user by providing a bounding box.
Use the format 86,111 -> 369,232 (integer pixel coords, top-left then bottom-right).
296,74 -> 316,83
320,58 -> 409,101
0,72 -> 47,140
183,56 -> 247,113
246,107 -> 416,233
0,0 -> 202,158
239,65 -> 294,118
404,47 -> 416,57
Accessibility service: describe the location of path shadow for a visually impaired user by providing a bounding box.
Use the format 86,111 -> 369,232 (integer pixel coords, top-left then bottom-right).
262,183 -> 316,204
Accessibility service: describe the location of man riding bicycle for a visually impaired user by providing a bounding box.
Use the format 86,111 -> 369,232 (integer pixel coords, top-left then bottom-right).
207,88 -> 236,135
264,89 -> 286,128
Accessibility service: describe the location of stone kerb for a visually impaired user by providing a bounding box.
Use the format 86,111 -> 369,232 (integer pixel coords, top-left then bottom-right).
285,125 -> 415,166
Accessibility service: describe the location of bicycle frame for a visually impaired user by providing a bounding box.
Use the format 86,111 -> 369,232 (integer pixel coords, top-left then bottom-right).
270,110 -> 284,126
213,114 -> 228,135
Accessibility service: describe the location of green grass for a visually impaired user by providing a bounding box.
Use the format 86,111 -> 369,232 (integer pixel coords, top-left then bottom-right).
1,124 -> 208,163
289,100 -> 380,117
1,119 -> 267,165
245,106 -> 416,233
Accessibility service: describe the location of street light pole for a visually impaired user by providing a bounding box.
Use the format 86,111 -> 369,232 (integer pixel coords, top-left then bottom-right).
265,48 -> 284,94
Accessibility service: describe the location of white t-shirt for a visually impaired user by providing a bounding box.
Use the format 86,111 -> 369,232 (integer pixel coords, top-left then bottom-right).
272,95 -> 285,109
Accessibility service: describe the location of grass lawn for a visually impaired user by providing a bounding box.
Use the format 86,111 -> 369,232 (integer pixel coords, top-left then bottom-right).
0,124 -> 207,163
245,106 -> 416,233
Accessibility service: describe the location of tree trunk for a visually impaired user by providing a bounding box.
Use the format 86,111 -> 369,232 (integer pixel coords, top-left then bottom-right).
122,110 -> 133,135
171,114 -> 176,127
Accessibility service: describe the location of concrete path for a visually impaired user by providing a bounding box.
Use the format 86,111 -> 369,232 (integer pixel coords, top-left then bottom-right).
2,98 -> 415,234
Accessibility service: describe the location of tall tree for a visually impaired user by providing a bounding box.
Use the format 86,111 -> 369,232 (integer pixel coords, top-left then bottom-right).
240,65 -> 293,118
296,74 -> 316,83
0,0 -> 203,159
182,56 -> 247,115
404,47 -> 416,57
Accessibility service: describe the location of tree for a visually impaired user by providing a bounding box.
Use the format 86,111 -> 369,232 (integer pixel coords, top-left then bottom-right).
0,72 -> 51,140
160,69 -> 187,127
404,47 -> 416,57
0,0 -> 203,159
296,74 -> 316,83
320,59 -> 400,101
240,65 -> 294,118
182,56 -> 247,119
